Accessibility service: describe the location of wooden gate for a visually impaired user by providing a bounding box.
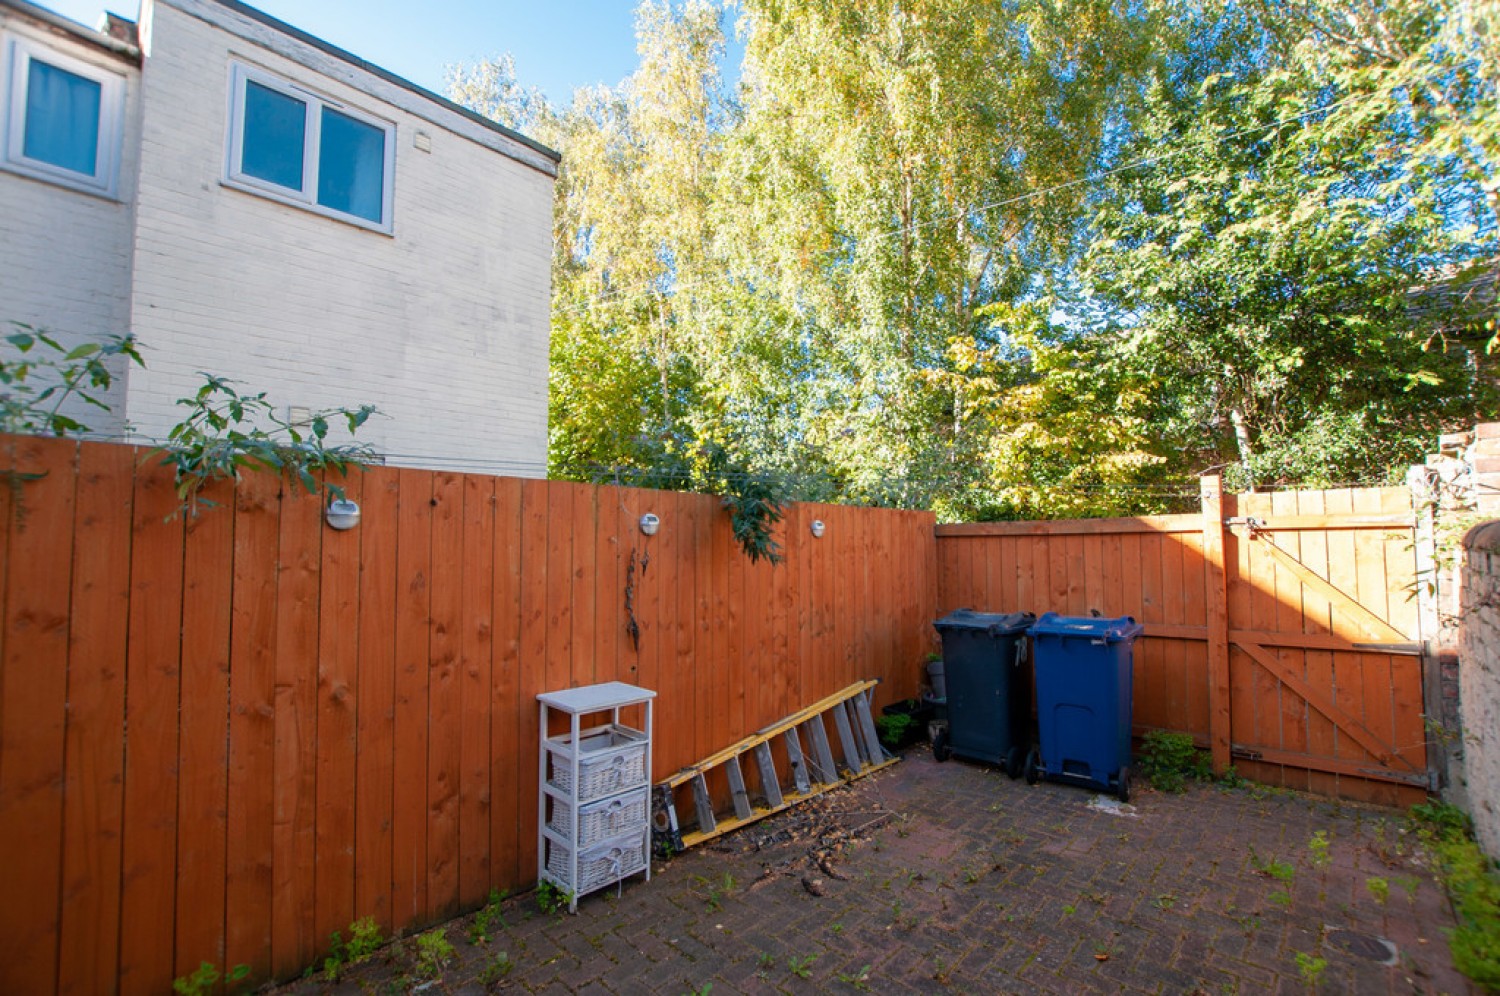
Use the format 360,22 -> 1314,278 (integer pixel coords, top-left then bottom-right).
935,474 -> 1433,806
1202,476 -> 1429,801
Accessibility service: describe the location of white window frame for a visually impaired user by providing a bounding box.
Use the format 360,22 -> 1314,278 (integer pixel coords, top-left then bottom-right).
225,62 -> 396,234
2,33 -> 125,198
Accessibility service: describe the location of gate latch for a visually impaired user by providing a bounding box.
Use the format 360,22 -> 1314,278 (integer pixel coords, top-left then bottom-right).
1223,516 -> 1265,535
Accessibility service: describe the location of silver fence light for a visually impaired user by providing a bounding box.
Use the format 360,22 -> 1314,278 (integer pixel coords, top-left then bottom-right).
325,497 -> 361,531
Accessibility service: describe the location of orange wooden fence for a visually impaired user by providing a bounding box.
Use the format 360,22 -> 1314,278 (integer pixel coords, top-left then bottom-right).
936,475 -> 1429,808
0,436 -> 936,995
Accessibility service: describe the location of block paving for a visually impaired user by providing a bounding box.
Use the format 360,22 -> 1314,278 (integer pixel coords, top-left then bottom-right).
273,749 -> 1478,994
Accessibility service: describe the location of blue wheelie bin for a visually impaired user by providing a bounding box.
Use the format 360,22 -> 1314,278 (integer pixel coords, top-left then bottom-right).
1024,613 -> 1143,801
931,609 -> 1035,778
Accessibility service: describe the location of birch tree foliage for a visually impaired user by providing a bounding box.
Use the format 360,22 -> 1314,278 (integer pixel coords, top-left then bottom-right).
721,0 -> 1157,512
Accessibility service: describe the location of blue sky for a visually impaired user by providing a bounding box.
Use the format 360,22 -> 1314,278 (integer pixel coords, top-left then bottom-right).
36,0 -> 646,106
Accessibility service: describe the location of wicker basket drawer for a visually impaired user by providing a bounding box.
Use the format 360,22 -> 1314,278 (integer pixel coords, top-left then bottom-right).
548,789 -> 649,848
546,724 -> 648,801
546,833 -> 647,896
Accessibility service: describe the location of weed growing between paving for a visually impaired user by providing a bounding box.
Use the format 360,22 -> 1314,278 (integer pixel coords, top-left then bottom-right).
468,887 -> 508,945
321,916 -> 383,982
1294,950 -> 1328,988
413,928 -> 455,979
534,879 -> 573,914
1411,801 -> 1500,988
173,960 -> 248,996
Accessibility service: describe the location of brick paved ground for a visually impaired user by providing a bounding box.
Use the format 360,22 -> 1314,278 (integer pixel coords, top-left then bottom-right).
272,749 -> 1477,995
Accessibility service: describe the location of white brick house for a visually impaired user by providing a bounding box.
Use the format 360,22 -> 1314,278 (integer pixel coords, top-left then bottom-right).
0,0 -> 558,474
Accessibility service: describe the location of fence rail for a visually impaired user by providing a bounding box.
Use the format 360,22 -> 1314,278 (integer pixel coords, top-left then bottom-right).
0,436 -> 935,995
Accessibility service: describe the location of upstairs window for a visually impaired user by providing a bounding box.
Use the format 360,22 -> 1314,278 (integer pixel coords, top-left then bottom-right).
3,34 -> 125,196
226,63 -> 394,231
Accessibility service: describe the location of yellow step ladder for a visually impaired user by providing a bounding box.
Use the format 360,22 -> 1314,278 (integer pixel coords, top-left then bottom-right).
652,679 -> 899,854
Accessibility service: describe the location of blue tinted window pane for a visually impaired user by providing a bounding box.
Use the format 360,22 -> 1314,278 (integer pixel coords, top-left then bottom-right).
23,58 -> 101,176
317,107 -> 385,223
241,80 -> 305,190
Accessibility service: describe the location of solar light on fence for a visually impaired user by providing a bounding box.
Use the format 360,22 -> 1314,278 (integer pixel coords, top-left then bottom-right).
325,498 -> 361,531
639,513 -> 660,536
810,519 -> 826,538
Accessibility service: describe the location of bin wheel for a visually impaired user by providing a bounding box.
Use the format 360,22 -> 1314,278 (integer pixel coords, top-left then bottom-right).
1004,746 -> 1022,780
1023,747 -> 1040,786
932,728 -> 952,762
1117,766 -> 1131,803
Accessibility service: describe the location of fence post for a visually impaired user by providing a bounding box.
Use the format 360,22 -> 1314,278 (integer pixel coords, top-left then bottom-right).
1201,474 -> 1232,773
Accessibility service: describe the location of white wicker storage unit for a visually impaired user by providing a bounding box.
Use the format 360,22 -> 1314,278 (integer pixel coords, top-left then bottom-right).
537,681 -> 656,912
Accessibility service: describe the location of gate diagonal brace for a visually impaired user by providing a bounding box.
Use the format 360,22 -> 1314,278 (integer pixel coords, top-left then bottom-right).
651,680 -> 900,856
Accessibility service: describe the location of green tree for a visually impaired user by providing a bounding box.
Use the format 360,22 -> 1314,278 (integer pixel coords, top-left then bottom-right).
1070,0 -> 1495,489
718,0 -> 1157,512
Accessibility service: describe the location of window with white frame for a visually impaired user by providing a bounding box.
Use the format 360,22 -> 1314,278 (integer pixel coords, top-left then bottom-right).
226,63 -> 395,231
3,34 -> 125,196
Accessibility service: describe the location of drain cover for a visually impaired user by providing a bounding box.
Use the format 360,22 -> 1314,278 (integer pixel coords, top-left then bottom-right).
1326,929 -> 1399,966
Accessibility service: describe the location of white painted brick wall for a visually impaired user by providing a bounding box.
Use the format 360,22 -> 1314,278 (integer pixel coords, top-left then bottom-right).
1461,523 -> 1500,861
123,0 -> 554,474
0,12 -> 140,438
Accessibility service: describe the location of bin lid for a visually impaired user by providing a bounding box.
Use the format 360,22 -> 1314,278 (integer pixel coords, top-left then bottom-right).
933,608 -> 1035,636
1028,612 -> 1144,642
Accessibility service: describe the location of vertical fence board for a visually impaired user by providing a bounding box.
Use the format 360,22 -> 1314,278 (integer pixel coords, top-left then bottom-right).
426,472 -> 464,920
544,483 -> 573,699
57,443 -> 133,996
490,477 -> 523,891
118,456 -> 185,996
175,477 -> 236,981
1296,489 -> 1339,799
269,485 -> 322,977
515,479 -> 548,883
225,469 -> 282,979
390,469 -> 432,931
314,471 -> 363,948
1180,533 -> 1209,737
354,469 -> 399,929
571,484 -> 597,689
459,475 -> 495,909
0,438 -> 75,995
787,503 -> 809,720
594,486 -> 623,687
1324,489 -> 1362,767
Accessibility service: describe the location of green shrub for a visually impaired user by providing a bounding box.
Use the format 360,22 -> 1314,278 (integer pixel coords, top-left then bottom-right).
876,713 -> 916,750
1138,730 -> 1211,792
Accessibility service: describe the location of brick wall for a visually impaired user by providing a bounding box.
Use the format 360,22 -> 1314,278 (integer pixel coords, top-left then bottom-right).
122,0 -> 555,474
0,10 -> 140,437
1461,519 -> 1500,859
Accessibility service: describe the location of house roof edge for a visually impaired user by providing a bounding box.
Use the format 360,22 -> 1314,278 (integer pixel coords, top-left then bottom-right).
0,0 -> 141,62
194,0 -> 560,167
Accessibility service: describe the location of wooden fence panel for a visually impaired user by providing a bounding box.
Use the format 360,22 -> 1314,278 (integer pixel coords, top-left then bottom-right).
0,437 -> 937,995
934,488 -> 1427,807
